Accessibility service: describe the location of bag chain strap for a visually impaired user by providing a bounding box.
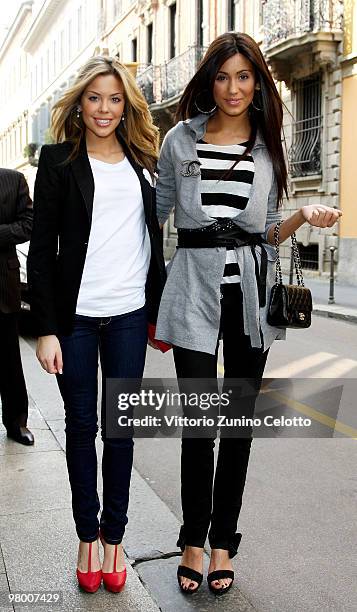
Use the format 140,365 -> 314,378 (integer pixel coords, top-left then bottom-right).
274,220 -> 305,287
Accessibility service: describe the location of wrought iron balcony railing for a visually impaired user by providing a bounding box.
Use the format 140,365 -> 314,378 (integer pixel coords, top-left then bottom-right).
136,64 -> 154,105
160,45 -> 207,102
262,0 -> 343,49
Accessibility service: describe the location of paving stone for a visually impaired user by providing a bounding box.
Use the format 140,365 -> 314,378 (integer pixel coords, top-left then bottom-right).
0,451 -> 70,516
0,550 -> 5,574
20,339 -> 63,422
0,572 -> 12,612
46,420 -> 66,452
125,469 -> 182,561
136,556 -> 256,612
0,509 -> 159,612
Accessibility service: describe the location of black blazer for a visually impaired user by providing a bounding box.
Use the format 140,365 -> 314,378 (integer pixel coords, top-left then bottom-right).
27,135 -> 166,336
0,169 -> 33,313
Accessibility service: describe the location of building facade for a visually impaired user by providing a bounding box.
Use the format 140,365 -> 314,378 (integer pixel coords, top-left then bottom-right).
0,0 -> 355,282
339,0 -> 357,283
262,0 -> 344,276
0,0 -> 99,190
0,3 -> 33,183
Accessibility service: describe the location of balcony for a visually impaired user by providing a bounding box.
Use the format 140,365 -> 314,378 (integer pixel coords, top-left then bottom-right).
135,46 -> 207,109
159,46 -> 206,105
262,0 -> 343,83
136,64 -> 154,105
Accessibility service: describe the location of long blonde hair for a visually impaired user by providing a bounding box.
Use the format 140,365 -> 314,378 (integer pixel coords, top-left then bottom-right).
51,55 -> 159,174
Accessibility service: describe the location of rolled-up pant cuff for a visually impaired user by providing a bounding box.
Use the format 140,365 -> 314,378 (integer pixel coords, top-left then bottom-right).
100,534 -> 123,545
76,530 -> 99,543
177,525 -> 206,551
208,532 -> 242,559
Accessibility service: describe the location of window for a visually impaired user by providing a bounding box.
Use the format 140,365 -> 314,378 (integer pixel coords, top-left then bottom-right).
147,23 -> 153,64
47,48 -> 50,83
169,2 -> 176,59
53,40 -> 57,75
228,0 -> 235,31
68,20 -> 73,59
289,73 -> 322,177
197,0 -> 203,46
60,30 -> 65,67
297,243 -> 318,270
259,0 -> 266,27
78,6 -> 82,49
132,37 -> 137,62
114,0 -> 123,19
83,0 -> 88,35
41,57 -> 44,91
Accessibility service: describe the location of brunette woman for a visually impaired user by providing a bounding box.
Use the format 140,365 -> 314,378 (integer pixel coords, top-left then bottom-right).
27,56 -> 165,593
154,32 -> 341,596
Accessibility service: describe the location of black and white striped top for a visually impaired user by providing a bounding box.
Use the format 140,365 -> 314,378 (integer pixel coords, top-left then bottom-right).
197,140 -> 255,284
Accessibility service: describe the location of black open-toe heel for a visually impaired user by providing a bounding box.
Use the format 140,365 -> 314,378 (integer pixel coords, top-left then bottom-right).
207,569 -> 234,596
177,565 -> 203,594
176,525 -> 203,594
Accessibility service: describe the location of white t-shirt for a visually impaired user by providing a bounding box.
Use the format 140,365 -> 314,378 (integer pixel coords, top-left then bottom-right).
75,155 -> 151,317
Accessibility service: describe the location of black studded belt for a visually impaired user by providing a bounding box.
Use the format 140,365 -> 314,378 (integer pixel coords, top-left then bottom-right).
177,219 -> 268,307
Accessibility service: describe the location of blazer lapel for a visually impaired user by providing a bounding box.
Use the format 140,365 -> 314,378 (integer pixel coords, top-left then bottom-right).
70,139 -> 94,222
70,132 -> 152,224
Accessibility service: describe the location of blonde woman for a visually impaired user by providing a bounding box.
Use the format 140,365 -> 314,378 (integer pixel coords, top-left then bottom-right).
27,56 -> 165,593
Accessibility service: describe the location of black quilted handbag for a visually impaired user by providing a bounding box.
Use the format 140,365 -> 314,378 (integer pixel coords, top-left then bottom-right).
267,221 -> 313,329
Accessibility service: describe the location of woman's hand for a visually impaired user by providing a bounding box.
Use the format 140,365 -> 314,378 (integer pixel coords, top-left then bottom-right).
36,335 -> 63,374
300,205 -> 342,228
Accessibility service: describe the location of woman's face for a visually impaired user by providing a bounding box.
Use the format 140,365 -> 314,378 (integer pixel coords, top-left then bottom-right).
79,73 -> 125,139
212,52 -> 259,118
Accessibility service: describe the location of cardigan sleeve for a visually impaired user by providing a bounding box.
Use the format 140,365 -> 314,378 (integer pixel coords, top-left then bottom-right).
261,174 -> 282,243
156,131 -> 177,226
27,145 -> 60,336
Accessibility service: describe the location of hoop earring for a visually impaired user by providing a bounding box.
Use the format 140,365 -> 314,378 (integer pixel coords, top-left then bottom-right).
194,91 -> 217,115
250,94 -> 263,112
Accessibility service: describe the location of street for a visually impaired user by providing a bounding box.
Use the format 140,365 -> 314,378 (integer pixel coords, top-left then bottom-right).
133,314 -> 357,611
1,312 -> 353,611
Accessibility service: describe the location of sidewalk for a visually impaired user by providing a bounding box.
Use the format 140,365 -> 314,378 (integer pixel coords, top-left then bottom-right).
284,275 -> 357,323
0,340 -> 159,612
0,338 -> 255,612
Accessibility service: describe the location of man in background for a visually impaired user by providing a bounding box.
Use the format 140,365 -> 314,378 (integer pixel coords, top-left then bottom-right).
0,167 -> 34,445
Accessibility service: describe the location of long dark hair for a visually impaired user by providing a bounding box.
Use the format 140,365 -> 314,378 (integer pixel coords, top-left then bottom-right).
176,32 -> 288,207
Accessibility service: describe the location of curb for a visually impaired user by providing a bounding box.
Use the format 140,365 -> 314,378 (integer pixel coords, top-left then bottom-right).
312,305 -> 357,324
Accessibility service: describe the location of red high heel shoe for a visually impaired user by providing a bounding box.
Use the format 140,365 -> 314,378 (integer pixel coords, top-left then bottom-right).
76,541 -> 102,593
100,531 -> 127,593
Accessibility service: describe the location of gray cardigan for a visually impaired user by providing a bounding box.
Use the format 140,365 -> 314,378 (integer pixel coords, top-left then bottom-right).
155,113 -> 286,354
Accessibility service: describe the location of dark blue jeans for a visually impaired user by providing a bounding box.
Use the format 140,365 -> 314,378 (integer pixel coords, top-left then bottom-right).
56,305 -> 147,544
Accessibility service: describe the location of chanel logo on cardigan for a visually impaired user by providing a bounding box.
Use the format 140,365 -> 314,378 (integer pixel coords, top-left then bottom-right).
180,160 -> 201,177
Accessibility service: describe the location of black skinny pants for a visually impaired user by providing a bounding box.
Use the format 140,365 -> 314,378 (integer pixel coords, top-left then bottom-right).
173,283 -> 269,557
